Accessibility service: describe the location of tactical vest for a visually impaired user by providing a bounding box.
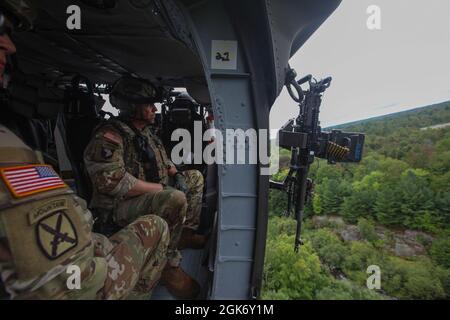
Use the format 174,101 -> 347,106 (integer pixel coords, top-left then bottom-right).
106,119 -> 170,184
0,125 -> 107,299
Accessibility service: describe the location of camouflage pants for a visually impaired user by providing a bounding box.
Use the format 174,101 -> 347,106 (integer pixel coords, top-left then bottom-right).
176,170 -> 204,230
94,215 -> 169,300
114,188 -> 187,267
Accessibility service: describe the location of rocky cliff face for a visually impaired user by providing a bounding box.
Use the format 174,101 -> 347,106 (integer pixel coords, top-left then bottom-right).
311,216 -> 435,258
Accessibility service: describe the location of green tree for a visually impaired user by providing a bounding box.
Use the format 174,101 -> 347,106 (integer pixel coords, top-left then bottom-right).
430,150 -> 450,175
319,179 -> 348,215
312,182 -> 324,214
357,218 -> 378,242
263,235 -> 328,300
375,183 -> 403,226
398,169 -> 436,230
315,164 -> 343,184
381,256 -> 446,299
378,157 -> 409,184
341,173 -> 382,223
342,241 -> 384,285
316,280 -> 386,300
434,192 -> 450,228
430,236 -> 450,268
342,189 -> 376,223
307,229 -> 347,269
435,267 -> 450,299
267,216 -> 296,239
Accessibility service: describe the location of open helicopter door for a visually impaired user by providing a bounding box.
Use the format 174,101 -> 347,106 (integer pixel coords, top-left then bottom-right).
175,0 -> 342,299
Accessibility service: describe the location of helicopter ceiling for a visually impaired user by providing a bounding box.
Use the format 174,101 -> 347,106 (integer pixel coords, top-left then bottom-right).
12,0 -> 205,89
10,0 -> 342,106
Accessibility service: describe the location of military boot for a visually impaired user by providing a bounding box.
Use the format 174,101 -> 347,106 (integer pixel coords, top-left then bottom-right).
177,228 -> 208,250
161,266 -> 200,299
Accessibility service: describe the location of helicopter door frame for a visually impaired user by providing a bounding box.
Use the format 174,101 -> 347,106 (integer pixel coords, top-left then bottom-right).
177,0 -> 271,299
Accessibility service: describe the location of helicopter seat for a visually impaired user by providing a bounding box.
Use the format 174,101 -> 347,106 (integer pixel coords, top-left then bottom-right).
1,75 -> 63,167
57,77 -> 105,203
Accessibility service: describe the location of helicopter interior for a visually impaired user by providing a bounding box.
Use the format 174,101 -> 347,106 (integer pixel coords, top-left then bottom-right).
1,0 -> 346,299
2,0 -> 218,299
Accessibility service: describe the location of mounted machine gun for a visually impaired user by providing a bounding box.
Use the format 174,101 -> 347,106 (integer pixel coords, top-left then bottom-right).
270,68 -> 365,251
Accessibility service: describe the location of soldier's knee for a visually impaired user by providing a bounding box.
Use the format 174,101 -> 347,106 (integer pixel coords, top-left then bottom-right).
149,215 -> 170,247
159,218 -> 170,247
132,215 -> 170,247
193,170 -> 204,188
139,214 -> 168,230
170,189 -> 187,221
170,189 -> 187,208
186,170 -> 204,189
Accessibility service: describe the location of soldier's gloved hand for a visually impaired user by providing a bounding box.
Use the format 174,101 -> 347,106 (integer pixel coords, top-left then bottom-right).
174,172 -> 188,194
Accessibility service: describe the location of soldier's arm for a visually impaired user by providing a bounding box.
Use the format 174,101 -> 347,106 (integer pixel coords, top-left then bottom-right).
153,133 -> 178,177
84,127 -> 138,198
84,127 -> 164,198
124,179 -> 163,197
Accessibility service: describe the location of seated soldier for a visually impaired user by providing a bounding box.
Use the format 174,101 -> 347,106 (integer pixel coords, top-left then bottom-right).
84,76 -> 205,299
0,1 -> 169,300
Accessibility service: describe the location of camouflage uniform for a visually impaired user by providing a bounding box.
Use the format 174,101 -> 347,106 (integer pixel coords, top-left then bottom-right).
0,125 -> 169,299
181,170 -> 203,230
92,216 -> 169,300
84,119 -> 203,266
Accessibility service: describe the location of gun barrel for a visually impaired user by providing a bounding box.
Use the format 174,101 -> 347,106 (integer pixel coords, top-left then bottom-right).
297,74 -> 312,86
294,166 -> 309,252
323,77 -> 332,85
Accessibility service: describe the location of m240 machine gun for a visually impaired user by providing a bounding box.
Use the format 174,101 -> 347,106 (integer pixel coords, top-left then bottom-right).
270,68 -> 365,252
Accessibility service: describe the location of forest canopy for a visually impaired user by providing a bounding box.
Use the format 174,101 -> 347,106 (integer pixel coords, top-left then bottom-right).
264,101 -> 450,300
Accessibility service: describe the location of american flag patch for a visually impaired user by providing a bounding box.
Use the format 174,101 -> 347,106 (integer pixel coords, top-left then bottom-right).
0,165 -> 66,198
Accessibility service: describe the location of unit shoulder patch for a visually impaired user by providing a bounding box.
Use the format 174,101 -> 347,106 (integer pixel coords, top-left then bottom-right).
36,211 -> 78,260
101,147 -> 114,160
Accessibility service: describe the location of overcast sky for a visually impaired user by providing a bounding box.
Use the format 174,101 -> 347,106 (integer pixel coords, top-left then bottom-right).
270,0 -> 450,130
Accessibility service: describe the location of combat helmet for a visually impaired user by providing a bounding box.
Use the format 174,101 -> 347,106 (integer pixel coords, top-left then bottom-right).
109,76 -> 161,118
